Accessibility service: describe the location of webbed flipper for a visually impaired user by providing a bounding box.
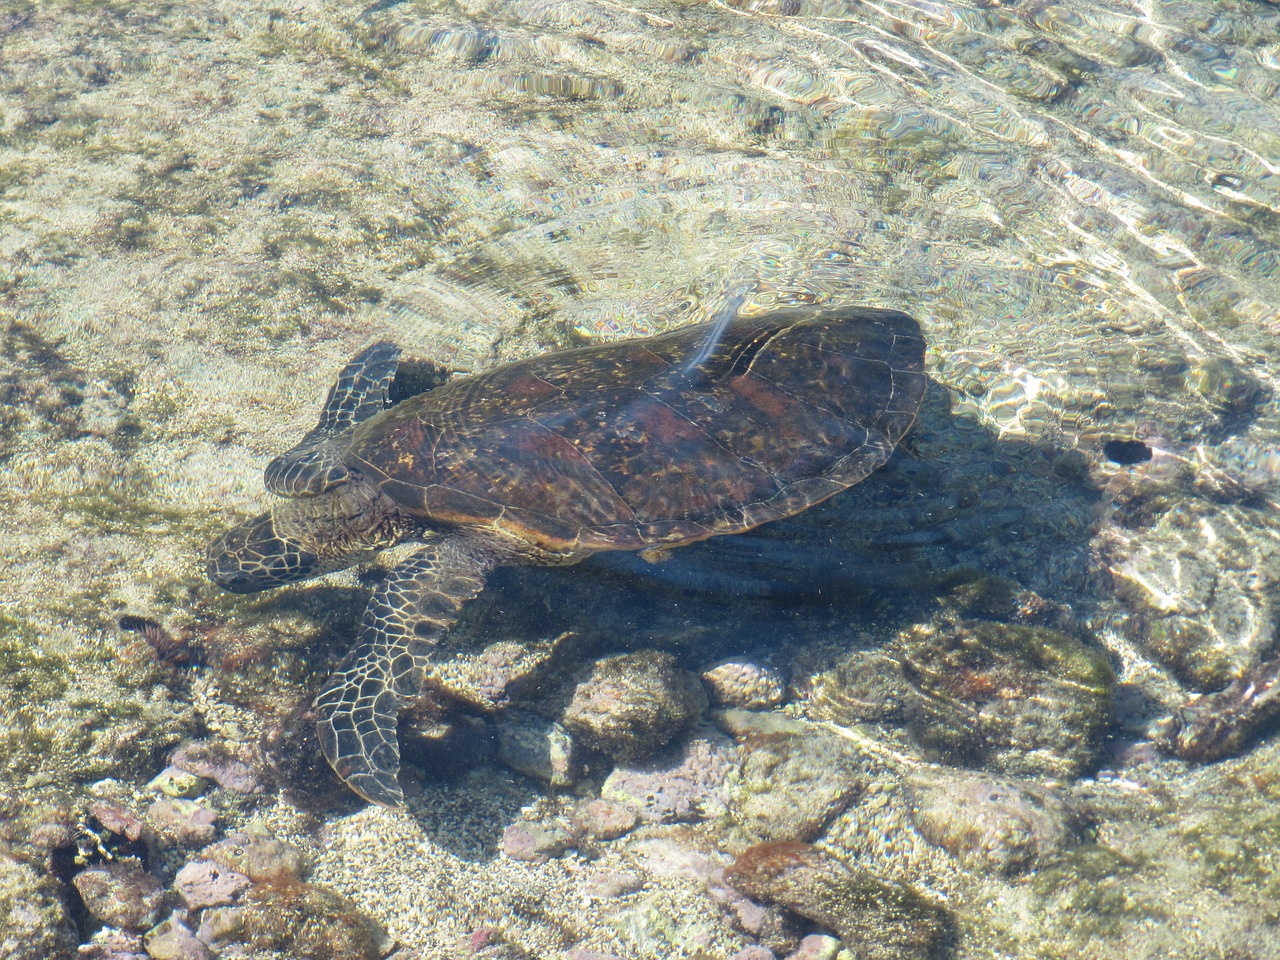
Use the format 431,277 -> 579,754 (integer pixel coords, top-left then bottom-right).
265,341 -> 402,497
312,534 -> 508,806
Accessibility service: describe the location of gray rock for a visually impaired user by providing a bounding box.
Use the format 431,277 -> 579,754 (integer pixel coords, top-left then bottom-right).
501,822 -> 573,862
494,709 -> 582,787
571,798 -> 639,841
143,913 -> 212,960
146,798 -> 216,848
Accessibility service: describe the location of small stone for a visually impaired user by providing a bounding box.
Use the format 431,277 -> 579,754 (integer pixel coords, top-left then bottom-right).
91,800 -> 147,842
560,651 -> 706,762
501,822 -> 573,862
194,906 -> 244,946
174,860 -> 252,909
201,831 -> 311,884
76,928 -> 148,960
73,859 -> 165,932
601,733 -> 736,823
571,798 -> 638,841
143,913 -> 212,960
701,658 -> 787,709
907,769 -> 1086,875
146,798 -> 217,848
785,934 -> 841,960
729,947 -> 776,960
170,741 -> 261,794
146,766 -> 207,799
494,709 -> 582,787
582,870 -> 644,898
725,842 -> 949,960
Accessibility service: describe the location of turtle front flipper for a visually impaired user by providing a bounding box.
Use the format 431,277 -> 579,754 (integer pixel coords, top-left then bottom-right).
312,534 -> 507,806
265,341 -> 402,497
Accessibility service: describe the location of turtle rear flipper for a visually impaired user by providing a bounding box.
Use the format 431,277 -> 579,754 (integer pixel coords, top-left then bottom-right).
312,534 -> 504,806
265,341 -> 402,497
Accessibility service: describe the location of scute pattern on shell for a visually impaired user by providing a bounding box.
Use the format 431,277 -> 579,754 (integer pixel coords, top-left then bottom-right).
348,307 -> 927,552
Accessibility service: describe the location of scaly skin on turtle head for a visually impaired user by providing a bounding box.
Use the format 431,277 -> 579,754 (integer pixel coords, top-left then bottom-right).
207,477 -> 416,594
207,507 -> 324,593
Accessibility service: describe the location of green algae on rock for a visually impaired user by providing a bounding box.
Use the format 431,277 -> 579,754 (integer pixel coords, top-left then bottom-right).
905,769 -> 1087,876
558,650 -> 706,763
811,613 -> 1115,779
719,710 -> 865,844
725,841 -> 950,960
0,854 -> 78,960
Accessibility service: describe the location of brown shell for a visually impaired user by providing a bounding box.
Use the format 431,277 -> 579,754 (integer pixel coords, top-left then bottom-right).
347,306 -> 926,553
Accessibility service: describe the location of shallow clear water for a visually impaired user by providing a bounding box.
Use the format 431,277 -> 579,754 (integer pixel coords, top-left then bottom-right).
2,1 -> 1279,958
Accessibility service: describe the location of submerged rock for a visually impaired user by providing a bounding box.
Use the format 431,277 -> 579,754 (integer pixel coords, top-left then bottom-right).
601,732 -> 736,823
701,658 -> 787,710
143,913 -> 211,960
725,842 -> 949,960
0,855 -> 77,960
494,708 -> 583,787
1154,655 -> 1280,761
812,616 -> 1114,778
201,831 -> 311,885
73,859 -> 165,932
906,769 -> 1087,875
231,881 -> 392,960
559,651 -> 706,762
721,710 -> 864,843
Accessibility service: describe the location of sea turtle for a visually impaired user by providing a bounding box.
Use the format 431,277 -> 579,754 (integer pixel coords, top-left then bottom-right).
207,306 -> 927,805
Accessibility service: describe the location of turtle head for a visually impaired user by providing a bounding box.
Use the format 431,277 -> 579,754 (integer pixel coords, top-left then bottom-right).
207,479 -> 413,594
207,509 -> 323,593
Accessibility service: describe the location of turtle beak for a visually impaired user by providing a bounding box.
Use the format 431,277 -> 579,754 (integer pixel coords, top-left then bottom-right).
207,510 -> 319,593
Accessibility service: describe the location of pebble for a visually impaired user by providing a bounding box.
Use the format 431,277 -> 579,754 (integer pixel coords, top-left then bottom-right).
701,658 -> 787,709
142,913 -> 212,960
729,948 -> 777,960
90,800 -> 147,843
501,822 -> 573,862
146,798 -> 217,848
194,906 -> 244,946
725,842 -> 950,960
571,798 -> 639,841
785,935 -> 841,960
76,928 -> 148,960
174,859 -> 252,909
146,766 -> 207,799
581,869 -> 645,898
73,859 -> 165,932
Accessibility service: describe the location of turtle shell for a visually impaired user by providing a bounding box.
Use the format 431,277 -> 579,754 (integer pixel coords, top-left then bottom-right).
347,306 -> 926,553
